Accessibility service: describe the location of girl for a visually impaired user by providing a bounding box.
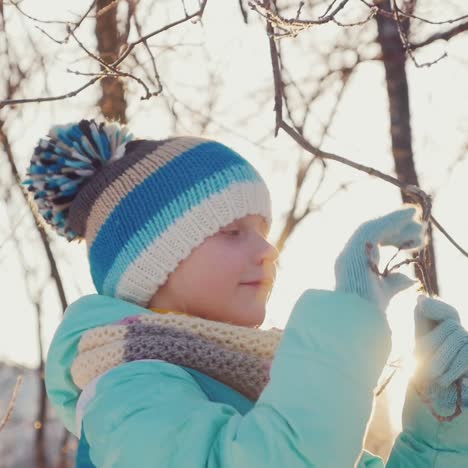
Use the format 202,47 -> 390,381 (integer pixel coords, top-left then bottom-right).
23,119 -> 468,467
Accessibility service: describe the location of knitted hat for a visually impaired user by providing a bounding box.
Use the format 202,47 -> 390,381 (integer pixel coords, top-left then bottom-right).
22,119 -> 272,307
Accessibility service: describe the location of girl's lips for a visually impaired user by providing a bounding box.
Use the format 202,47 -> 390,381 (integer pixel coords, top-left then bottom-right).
241,281 -> 271,288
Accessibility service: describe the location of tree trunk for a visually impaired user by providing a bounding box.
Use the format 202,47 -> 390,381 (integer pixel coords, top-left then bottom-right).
95,0 -> 127,123
376,0 -> 439,295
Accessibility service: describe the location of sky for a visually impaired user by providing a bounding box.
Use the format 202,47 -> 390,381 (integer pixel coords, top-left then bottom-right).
1,0 -> 468,432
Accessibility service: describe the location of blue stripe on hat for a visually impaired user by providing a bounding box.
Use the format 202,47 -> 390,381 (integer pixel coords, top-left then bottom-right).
89,141 -> 259,292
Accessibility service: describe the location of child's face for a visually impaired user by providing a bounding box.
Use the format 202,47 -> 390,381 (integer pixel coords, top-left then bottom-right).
148,214 -> 278,327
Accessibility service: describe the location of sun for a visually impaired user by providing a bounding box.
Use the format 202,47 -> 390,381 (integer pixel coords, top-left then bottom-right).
399,353 -> 417,380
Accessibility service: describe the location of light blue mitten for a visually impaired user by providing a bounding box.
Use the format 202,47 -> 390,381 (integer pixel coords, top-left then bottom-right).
413,295 -> 468,410
334,206 -> 427,313
387,296 -> 468,467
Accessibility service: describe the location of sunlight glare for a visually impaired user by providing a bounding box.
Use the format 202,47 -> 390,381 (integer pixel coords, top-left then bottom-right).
400,352 -> 417,380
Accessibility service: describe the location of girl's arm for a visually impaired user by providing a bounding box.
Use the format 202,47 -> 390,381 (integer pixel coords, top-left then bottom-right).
77,289 -> 391,467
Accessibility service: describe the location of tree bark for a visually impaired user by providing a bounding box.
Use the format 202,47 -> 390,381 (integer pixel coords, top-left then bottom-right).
95,0 -> 127,123
376,0 -> 439,295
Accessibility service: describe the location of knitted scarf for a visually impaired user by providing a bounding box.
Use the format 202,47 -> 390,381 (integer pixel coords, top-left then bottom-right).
71,308 -> 283,401
70,307 -> 461,421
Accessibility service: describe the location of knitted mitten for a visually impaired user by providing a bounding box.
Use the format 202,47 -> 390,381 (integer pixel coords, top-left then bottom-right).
334,206 -> 427,313
413,295 -> 468,410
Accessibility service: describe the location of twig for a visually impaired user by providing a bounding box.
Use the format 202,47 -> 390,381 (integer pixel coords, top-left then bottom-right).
280,120 -> 439,221
391,0 -> 447,68
383,257 -> 420,276
51,0 -> 98,44
360,0 -> 468,26
331,7 -> 378,28
248,0 -> 350,30
296,1 -> 305,20
68,25 -> 113,69
66,68 -> 153,99
67,26 -> 155,99
0,76 -> 101,108
430,214 -> 468,257
132,6 -> 163,95
265,1 -> 282,136
8,0 -> 97,44
319,0 -> 338,19
0,375 -> 23,432
410,20 -> 468,50
8,0 -> 75,24
376,367 -> 398,396
281,119 -> 403,186
111,0 -> 209,69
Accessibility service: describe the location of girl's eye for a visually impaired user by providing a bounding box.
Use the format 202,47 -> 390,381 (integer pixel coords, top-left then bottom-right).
223,229 -> 241,237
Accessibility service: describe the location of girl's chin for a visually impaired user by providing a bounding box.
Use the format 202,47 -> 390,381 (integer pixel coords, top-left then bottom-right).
236,308 -> 266,328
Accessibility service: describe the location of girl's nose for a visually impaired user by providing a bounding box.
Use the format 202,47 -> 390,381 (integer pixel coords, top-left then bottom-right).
257,237 -> 279,264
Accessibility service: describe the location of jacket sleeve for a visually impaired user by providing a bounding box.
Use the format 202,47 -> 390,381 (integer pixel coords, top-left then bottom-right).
78,289 -> 392,468
386,380 -> 468,467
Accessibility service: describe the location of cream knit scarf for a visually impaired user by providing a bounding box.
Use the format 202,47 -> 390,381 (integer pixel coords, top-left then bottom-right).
71,308 -> 283,401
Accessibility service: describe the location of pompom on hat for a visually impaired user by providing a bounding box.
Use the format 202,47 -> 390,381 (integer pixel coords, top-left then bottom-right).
22,119 -> 272,307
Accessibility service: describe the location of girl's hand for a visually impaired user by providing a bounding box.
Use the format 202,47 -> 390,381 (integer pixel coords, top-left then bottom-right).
413,295 -> 468,413
334,206 -> 427,313
390,296 -> 468,464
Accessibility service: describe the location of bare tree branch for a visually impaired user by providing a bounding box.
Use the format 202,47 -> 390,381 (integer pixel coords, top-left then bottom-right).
111,0 -> 209,68
410,19 -> 468,49
0,76 -> 101,108
360,0 -> 468,25
265,1 -> 282,136
278,97 -> 466,260
248,0 -> 351,31
131,3 -> 163,96
9,0 -> 98,44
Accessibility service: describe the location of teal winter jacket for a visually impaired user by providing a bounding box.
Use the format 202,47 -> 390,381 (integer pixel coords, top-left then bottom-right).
45,289 -> 468,467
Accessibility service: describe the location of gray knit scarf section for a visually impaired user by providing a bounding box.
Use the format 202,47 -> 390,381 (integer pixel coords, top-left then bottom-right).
124,322 -> 271,401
